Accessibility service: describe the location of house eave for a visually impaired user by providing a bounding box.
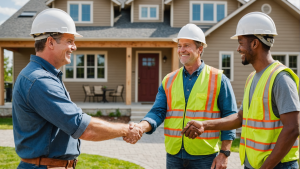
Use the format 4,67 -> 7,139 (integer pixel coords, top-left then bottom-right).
0,37 -> 175,42
125,0 -> 133,5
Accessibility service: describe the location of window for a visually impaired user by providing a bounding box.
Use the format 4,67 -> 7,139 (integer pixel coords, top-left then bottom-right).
273,55 -> 285,65
142,58 -> 156,67
19,11 -> 37,17
139,5 -> 159,20
219,51 -> 234,81
190,1 -> 227,23
64,52 -> 107,82
272,53 -> 300,75
67,1 -> 93,23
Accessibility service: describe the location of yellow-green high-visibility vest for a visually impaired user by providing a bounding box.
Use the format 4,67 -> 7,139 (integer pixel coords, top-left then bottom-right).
240,61 -> 299,168
162,65 -> 223,155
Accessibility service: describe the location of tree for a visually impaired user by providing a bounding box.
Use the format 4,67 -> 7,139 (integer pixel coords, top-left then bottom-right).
4,55 -> 12,82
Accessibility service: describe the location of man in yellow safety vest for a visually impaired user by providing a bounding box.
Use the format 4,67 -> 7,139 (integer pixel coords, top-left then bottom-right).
123,23 -> 238,169
182,12 -> 300,169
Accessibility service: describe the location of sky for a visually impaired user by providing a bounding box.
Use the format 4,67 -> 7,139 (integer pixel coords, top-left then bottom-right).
0,0 -> 299,66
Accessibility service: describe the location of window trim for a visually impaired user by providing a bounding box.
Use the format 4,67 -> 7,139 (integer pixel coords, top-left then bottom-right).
272,52 -> 300,76
63,51 -> 108,82
219,51 -> 234,81
67,1 -> 93,23
139,5 -> 159,20
190,1 -> 227,23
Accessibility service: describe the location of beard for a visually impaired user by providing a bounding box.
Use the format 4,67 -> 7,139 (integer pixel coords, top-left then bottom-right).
242,57 -> 250,65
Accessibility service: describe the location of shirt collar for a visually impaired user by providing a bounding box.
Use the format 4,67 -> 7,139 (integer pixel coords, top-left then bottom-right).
30,55 -> 61,77
183,60 -> 205,76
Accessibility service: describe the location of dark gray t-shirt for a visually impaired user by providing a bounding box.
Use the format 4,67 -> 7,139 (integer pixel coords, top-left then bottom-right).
240,63 -> 300,168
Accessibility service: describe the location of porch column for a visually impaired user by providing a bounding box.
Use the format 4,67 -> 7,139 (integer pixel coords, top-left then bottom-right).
171,47 -> 179,71
0,47 -> 4,105
126,47 -> 132,105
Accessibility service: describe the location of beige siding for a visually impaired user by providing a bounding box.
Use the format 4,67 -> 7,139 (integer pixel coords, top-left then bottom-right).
132,48 -> 172,102
173,0 -> 238,28
204,0 -> 300,103
133,0 -> 163,22
13,48 -> 34,82
55,0 -> 111,26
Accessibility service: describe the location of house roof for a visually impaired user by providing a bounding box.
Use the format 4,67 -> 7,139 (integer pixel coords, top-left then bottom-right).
0,0 -> 212,41
164,0 -> 247,5
46,0 -> 121,6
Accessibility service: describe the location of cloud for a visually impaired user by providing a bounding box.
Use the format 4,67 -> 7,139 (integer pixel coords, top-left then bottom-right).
12,0 -> 30,6
0,7 -> 17,16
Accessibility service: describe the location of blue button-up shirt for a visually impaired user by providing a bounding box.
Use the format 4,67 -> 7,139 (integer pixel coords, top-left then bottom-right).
12,55 -> 91,163
142,61 -> 237,160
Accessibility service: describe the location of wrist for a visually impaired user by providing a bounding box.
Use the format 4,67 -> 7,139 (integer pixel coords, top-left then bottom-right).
219,150 -> 231,157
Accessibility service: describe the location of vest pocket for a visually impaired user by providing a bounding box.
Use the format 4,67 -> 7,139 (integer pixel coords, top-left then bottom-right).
196,93 -> 207,110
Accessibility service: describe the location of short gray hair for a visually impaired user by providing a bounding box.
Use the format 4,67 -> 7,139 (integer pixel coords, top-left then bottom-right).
35,33 -> 64,52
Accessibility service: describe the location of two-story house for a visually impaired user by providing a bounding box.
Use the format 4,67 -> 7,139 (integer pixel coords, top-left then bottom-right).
0,0 -> 299,105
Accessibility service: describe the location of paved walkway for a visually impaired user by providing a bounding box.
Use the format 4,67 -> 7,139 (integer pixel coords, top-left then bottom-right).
0,129 -> 243,169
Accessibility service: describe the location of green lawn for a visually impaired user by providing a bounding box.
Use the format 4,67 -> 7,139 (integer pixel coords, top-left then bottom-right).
219,138 -> 240,153
0,147 -> 144,169
0,118 -> 13,129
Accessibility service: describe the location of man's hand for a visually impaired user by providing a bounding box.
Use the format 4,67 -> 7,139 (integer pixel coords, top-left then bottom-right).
123,122 -> 144,144
181,120 -> 205,139
211,153 -> 228,169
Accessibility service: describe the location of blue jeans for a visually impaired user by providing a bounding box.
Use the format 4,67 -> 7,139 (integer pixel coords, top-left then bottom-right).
244,160 -> 299,169
166,153 -> 217,169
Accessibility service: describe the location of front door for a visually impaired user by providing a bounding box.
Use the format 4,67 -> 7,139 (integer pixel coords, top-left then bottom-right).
138,54 -> 159,102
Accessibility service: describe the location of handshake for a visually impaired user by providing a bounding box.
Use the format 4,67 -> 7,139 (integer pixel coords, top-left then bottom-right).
123,120 -> 205,144
123,122 -> 145,144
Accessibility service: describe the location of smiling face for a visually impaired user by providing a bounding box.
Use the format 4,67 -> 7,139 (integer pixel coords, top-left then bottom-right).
52,33 -> 77,67
177,39 -> 203,66
237,36 -> 255,65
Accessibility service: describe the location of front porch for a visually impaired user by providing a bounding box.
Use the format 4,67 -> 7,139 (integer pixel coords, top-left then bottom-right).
0,41 -> 179,106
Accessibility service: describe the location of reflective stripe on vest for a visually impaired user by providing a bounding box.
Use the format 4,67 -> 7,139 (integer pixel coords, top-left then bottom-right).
240,137 -> 299,152
164,128 -> 220,139
165,69 -> 180,110
242,119 -> 282,130
185,110 -> 220,119
206,67 -> 219,111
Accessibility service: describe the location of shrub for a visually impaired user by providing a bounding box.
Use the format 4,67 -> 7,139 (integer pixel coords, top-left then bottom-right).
116,109 -> 121,117
109,112 -> 115,117
96,110 -> 102,116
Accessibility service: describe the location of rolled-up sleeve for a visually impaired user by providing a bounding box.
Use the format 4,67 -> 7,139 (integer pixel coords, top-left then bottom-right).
217,74 -> 237,141
141,84 -> 167,134
28,77 -> 91,139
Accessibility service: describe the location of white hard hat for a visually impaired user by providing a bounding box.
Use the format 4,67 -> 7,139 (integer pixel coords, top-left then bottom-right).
173,23 -> 207,48
30,8 -> 82,40
231,12 -> 277,39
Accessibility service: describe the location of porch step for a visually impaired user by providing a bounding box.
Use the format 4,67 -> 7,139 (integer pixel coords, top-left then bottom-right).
129,107 -> 164,128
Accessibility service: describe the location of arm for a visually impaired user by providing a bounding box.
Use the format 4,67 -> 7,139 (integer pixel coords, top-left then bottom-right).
123,85 -> 167,143
211,140 -> 232,169
260,111 -> 300,169
79,117 -> 143,141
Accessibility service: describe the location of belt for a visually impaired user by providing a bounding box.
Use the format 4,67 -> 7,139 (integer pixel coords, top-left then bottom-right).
21,157 -> 77,168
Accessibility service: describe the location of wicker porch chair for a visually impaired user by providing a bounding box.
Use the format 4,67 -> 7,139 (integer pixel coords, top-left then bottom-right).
83,85 -> 95,102
109,85 -> 124,102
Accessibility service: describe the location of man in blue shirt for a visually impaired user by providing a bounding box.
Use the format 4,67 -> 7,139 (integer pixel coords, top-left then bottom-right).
124,24 -> 237,169
13,9 -> 142,169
